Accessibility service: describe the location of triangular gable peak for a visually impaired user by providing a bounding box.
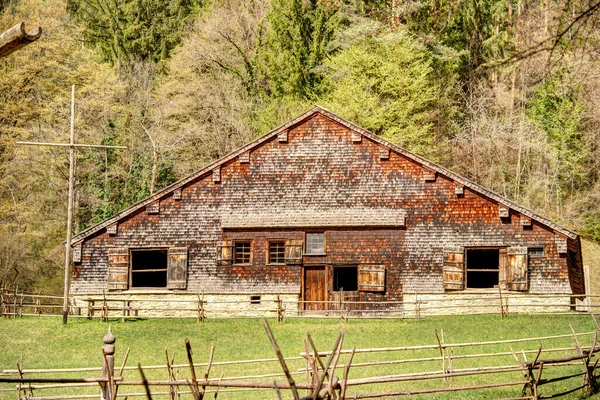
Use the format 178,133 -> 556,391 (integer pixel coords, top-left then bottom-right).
71,106 -> 577,243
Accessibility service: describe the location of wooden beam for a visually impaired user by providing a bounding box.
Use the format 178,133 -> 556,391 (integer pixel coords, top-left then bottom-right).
0,22 -> 42,58
15,141 -> 127,149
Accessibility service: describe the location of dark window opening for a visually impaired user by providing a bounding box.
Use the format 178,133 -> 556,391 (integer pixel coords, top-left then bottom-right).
466,249 -> 499,289
333,266 -> 358,291
131,250 -> 168,288
234,241 -> 251,264
306,233 -> 324,254
250,295 -> 261,304
528,247 -> 545,257
269,241 -> 285,264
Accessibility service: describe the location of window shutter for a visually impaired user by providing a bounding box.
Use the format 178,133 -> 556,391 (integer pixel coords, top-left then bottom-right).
498,247 -> 507,289
505,246 -> 528,291
284,240 -> 303,264
216,240 -> 233,266
167,247 -> 188,289
358,264 -> 385,292
443,247 -> 464,290
107,247 -> 129,290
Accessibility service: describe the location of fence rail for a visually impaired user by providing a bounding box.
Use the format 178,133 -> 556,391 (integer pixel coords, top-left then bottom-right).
2,316 -> 600,399
1,288 -> 599,321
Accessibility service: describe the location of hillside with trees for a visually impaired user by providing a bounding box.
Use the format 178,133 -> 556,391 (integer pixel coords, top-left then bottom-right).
1,0 -> 600,293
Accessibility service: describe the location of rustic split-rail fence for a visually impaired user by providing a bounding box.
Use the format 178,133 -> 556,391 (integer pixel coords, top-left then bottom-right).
2,316 -> 600,399
1,288 -> 597,321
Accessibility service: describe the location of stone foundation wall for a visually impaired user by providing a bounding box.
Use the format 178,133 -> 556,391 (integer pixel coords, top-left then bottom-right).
72,293 -> 299,318
403,292 -> 573,317
72,292 -> 583,319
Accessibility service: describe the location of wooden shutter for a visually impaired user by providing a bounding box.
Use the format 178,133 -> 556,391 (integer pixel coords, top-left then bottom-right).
358,265 -> 385,292
107,247 -> 129,290
505,246 -> 528,291
498,247 -> 507,289
443,247 -> 464,290
167,247 -> 188,289
285,240 -> 303,264
216,240 -> 233,266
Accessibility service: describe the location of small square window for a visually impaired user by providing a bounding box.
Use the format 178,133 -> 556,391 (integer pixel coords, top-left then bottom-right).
305,233 -> 324,255
234,241 -> 251,264
250,295 -> 261,304
269,241 -> 285,264
528,247 -> 545,257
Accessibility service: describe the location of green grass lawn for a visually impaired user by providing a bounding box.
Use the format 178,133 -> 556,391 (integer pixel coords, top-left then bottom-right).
1,314 -> 600,399
583,238 -> 600,303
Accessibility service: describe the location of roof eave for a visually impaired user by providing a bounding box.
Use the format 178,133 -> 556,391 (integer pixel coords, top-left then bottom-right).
71,105 -> 578,244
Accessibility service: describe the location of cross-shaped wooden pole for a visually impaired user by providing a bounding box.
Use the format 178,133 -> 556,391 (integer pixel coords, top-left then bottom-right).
16,85 -> 127,325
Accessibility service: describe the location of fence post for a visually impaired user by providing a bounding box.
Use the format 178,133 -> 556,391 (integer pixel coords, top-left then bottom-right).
13,285 -> 18,319
197,293 -> 206,323
0,288 -> 5,317
415,293 -> 421,321
101,328 -> 116,400
102,290 -> 108,322
498,286 -> 505,319
276,295 -> 285,323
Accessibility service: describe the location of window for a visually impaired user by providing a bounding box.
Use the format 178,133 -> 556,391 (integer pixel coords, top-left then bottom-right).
465,249 -> 499,289
269,241 -> 285,264
305,233 -> 325,255
333,266 -> 358,291
528,247 -> 545,257
250,295 -> 261,304
131,249 -> 168,288
234,241 -> 251,264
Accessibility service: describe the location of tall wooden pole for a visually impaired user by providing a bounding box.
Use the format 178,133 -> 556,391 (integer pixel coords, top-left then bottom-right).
16,85 -> 126,325
62,85 -> 75,325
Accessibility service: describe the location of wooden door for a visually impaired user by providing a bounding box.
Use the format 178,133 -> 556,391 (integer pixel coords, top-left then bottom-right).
304,266 -> 327,310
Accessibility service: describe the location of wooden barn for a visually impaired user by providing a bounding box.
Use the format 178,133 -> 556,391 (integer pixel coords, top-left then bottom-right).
69,106 -> 586,317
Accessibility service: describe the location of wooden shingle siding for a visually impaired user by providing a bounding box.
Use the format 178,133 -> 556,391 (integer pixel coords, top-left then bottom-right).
70,109 -> 581,301
422,167 -> 436,181
72,241 -> 82,263
146,201 -> 159,214
555,234 -> 568,254
107,223 -> 118,236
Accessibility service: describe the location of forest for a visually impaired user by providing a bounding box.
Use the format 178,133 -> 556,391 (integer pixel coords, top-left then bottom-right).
1,0 -> 600,293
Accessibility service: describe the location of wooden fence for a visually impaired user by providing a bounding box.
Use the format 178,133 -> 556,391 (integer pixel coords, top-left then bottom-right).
2,316 -> 600,399
1,288 -> 599,321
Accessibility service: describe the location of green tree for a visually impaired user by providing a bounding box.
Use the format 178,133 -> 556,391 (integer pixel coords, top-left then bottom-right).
320,29 -> 458,159
67,0 -> 201,65
261,0 -> 339,99
527,77 -> 592,199
0,0 -> 127,291
396,0 -> 517,90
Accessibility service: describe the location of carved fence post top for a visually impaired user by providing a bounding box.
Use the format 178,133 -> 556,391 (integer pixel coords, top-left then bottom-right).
103,326 -> 116,353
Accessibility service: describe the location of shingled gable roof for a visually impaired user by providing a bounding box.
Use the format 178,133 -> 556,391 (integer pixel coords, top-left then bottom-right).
71,105 -> 578,243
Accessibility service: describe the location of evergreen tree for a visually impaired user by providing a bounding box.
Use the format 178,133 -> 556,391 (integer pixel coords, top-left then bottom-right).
262,0 -> 339,99
67,0 -> 201,65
